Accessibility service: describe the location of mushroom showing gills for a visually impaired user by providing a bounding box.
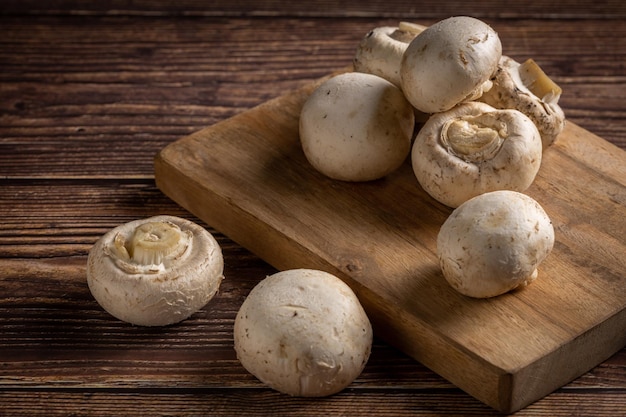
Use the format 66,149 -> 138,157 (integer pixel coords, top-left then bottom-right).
437,190 -> 555,298
234,269 -> 373,397
401,16 -> 502,114
353,22 -> 426,87
299,72 -> 415,182
479,55 -> 566,148
87,215 -> 224,326
411,101 -> 542,208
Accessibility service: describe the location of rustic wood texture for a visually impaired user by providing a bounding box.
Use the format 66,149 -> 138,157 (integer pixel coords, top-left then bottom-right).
1,1 -> 625,416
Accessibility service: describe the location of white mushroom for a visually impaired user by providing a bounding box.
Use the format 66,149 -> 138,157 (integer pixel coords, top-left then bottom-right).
353,22 -> 426,87
87,215 -> 224,326
233,269 -> 373,397
299,71 -> 415,182
479,55 -> 566,148
401,16 -> 502,114
437,190 -> 555,298
411,101 -> 542,208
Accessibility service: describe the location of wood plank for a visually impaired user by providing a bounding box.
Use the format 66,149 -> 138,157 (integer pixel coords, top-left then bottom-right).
1,17 -> 625,178
2,0 -> 626,19
1,389 -> 626,417
154,71 -> 626,412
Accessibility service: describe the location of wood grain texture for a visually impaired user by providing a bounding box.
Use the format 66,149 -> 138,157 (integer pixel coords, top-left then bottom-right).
3,0 -> 626,19
1,17 -> 625,179
1,1 -> 625,415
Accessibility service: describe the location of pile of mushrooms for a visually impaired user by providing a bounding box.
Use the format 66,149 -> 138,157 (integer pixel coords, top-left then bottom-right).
349,15 -> 565,207
298,15 -> 562,298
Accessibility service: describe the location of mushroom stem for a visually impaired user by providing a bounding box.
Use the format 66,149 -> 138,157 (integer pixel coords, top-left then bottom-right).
518,58 -> 562,104
441,113 -> 506,163
398,21 -> 427,35
111,220 -> 191,273
478,56 -> 565,148
128,221 -> 189,265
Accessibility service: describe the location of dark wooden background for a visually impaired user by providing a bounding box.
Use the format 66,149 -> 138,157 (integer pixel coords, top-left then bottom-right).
1,1 -> 625,415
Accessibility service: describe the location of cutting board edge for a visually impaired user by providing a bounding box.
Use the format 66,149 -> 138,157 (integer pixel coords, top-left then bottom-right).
504,305 -> 626,412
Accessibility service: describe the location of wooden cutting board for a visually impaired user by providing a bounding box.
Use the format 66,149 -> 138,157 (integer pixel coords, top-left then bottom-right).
154,71 -> 626,413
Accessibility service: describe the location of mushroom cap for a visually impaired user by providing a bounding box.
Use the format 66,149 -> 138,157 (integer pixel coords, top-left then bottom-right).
437,190 -> 555,298
233,269 -> 373,397
86,215 -> 224,326
299,72 -> 415,182
353,25 -> 418,87
411,101 -> 543,208
401,16 -> 502,113
479,55 -> 566,148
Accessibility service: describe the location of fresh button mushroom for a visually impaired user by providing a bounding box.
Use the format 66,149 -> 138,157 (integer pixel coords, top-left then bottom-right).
437,190 -> 555,298
401,16 -> 502,114
479,55 -> 566,148
299,72 -> 415,182
234,269 -> 373,397
353,22 -> 426,87
411,101 -> 542,208
87,215 -> 224,326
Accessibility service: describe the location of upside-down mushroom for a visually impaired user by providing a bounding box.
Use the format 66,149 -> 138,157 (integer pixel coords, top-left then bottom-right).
353,22 -> 426,87
411,102 -> 542,208
87,215 -> 224,326
479,55 -> 566,148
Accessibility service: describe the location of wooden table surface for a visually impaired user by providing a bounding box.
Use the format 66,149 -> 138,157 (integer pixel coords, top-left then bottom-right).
1,1 -> 625,416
